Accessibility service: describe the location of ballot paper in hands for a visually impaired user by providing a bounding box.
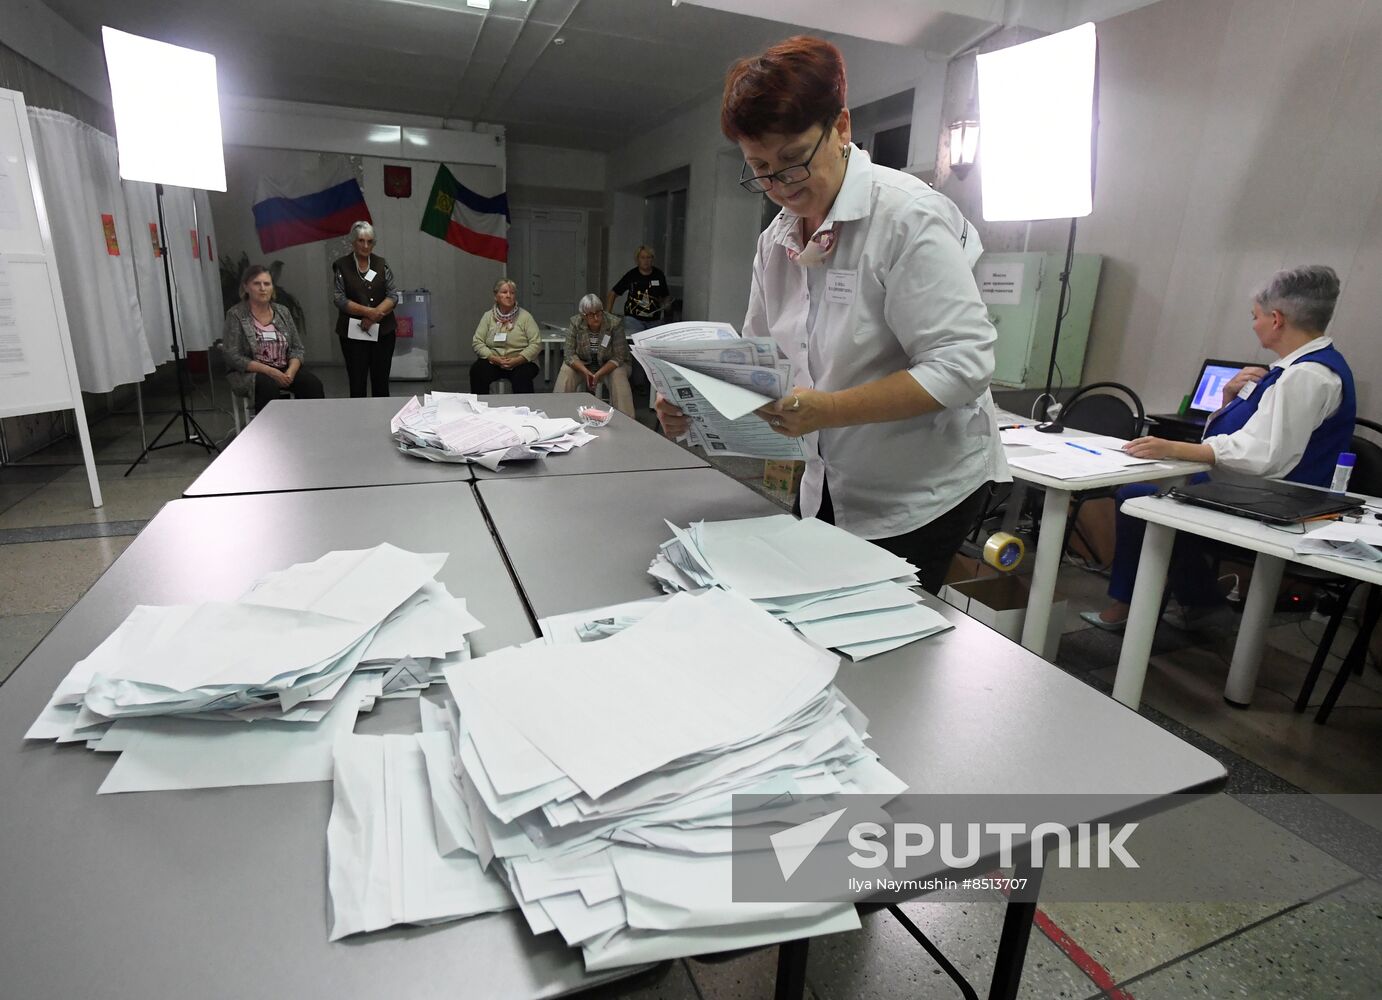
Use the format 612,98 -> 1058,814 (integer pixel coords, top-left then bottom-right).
630,322 -> 804,460
392,392 -> 594,470
648,515 -> 952,660
25,544 -> 485,793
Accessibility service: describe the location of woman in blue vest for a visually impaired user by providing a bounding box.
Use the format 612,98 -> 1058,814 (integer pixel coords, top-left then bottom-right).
1083,265 -> 1355,630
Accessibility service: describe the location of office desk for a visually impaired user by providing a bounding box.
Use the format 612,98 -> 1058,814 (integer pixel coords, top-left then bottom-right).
476,467 -> 781,616
1113,494 -> 1382,709
996,413 -> 1211,658
483,465 -> 1226,997
0,483 -> 637,1000
471,393 -> 710,480
185,396 -> 475,497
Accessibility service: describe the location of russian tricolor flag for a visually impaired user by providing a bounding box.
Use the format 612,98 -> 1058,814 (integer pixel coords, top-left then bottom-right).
419,164 -> 509,262
252,159 -> 371,253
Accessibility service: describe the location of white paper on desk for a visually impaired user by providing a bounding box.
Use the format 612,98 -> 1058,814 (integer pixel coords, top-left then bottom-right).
1293,520 -> 1382,562
97,674 -> 372,794
347,318 -> 378,341
794,603 -> 952,649
582,907 -> 861,972
363,584 -> 481,663
783,582 -> 921,623
1006,450 -> 1156,480
245,544 -> 446,625
416,731 -> 477,856
453,590 -> 838,799
539,891 -> 627,946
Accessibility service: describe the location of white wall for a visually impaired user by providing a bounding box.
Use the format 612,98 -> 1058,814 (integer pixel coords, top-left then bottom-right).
1067,0 -> 1382,416
508,143 -> 605,191
0,0 -> 107,103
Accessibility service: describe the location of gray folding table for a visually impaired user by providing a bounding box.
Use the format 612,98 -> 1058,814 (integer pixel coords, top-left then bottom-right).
184,396 -> 476,497
0,482 -> 639,999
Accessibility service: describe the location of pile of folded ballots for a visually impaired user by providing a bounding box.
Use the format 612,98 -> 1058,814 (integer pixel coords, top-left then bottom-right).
327,588 -> 908,968
392,392 -> 594,470
26,544 -> 482,795
650,514 -> 953,661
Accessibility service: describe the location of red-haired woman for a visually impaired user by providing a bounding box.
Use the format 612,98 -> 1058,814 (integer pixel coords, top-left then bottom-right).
656,36 -> 1006,592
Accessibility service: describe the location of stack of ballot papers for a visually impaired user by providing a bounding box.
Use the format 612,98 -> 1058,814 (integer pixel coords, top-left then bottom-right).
1000,426 -> 1165,480
648,515 -> 952,661
1293,519 -> 1382,563
326,589 -> 903,963
392,391 -> 594,470
25,544 -> 484,794
629,321 -> 805,460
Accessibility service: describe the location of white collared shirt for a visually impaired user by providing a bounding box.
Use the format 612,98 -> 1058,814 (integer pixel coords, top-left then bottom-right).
1204,337 -> 1344,478
742,146 -> 1008,539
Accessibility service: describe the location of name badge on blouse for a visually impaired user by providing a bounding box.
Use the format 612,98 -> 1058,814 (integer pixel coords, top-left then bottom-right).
493,331 -> 508,343
601,334 -> 611,348
363,269 -> 377,282
260,329 -> 279,341
825,268 -> 858,305
1237,381 -> 1256,401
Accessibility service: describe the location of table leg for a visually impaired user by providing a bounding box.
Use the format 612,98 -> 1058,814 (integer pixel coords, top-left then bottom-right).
774,938 -> 809,1000
1112,522 -> 1175,709
1020,487 -> 1071,656
987,860 -> 1044,1000
1223,554 -> 1285,707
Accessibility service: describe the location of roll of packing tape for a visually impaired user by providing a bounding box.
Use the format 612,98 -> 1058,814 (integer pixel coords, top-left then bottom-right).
982,531 -> 1024,571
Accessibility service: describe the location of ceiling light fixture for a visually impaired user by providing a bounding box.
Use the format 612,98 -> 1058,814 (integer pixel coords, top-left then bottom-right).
466,0 -> 491,8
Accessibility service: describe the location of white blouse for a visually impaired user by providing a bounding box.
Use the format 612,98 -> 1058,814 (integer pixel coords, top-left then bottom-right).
742,146 -> 1009,539
1204,337 -> 1344,479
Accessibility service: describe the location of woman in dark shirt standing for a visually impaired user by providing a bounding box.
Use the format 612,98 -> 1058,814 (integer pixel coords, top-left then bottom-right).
606,245 -> 670,336
332,220 -> 399,397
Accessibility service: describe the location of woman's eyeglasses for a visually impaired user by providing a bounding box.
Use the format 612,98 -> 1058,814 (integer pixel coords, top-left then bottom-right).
738,121 -> 833,194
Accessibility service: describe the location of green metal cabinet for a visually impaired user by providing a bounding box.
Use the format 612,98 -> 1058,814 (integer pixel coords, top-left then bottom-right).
979,252 -> 1103,389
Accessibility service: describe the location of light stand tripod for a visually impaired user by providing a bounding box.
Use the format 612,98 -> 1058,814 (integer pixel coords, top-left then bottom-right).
125,183 -> 218,475
1034,217 -> 1079,433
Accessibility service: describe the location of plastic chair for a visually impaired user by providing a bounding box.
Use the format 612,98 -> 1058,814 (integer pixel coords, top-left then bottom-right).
1293,417 -> 1382,722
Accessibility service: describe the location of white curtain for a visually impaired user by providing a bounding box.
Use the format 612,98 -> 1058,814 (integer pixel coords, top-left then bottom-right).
158,185 -> 221,352
27,108 -> 153,393
120,179 -> 173,366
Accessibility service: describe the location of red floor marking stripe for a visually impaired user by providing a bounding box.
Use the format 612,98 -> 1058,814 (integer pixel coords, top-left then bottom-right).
1031,906 -> 1134,1000
991,872 -> 1133,999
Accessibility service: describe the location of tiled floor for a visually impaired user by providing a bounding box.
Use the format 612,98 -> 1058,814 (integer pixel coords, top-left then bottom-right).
3,361 -> 1380,998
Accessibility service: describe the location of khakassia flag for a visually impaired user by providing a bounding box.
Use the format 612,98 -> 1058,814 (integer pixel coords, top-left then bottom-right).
419,165 -> 509,262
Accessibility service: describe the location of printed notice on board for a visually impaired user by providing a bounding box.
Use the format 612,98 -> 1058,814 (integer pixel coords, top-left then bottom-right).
0,156 -> 22,231
0,254 -> 27,379
977,261 -> 1026,304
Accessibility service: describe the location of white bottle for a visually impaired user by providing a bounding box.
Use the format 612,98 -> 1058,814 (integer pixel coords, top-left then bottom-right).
1330,452 -> 1356,494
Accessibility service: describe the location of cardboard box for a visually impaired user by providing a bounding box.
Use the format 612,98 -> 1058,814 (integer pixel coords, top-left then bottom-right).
939,575 -> 1067,662
763,459 -> 805,495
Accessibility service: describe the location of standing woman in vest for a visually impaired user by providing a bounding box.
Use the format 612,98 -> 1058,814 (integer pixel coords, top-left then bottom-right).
332,221 -> 400,397
1083,265 -> 1355,630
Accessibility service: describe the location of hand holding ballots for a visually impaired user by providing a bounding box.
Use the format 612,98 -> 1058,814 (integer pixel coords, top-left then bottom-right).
392,392 -> 594,470
631,321 -> 805,460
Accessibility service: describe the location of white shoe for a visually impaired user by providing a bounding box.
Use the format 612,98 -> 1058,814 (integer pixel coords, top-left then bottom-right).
1079,610 -> 1127,633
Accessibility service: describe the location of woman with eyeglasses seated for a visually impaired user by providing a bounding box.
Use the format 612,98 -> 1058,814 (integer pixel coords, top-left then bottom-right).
553,293 -> 635,417
1081,265 -> 1356,632
655,35 -> 1005,593
470,278 -> 542,394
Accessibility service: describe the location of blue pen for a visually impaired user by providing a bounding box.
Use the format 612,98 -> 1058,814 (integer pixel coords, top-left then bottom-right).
1065,441 -> 1102,456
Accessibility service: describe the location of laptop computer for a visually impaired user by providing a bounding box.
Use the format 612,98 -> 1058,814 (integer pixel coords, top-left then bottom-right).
1166,479 -> 1362,526
1148,359 -> 1255,439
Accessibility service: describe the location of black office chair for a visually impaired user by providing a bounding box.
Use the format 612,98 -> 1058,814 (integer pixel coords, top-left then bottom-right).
1293,417 -> 1382,723
1054,382 -> 1147,563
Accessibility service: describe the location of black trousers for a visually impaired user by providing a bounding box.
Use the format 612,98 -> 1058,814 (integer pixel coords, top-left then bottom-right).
252,367 -> 326,413
797,478 -> 992,594
469,358 -> 540,395
338,333 -> 396,398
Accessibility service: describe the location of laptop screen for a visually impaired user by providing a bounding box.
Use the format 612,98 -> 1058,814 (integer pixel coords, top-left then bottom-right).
1188,361 -> 1246,413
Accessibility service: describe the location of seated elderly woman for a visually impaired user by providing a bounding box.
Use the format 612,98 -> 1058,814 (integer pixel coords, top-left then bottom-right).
553,293 -> 635,417
470,278 -> 542,394
222,264 -> 326,413
1084,265 -> 1356,631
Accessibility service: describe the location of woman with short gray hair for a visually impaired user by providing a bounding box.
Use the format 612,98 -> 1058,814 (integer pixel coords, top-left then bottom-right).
1083,264 -> 1357,631
332,220 -> 400,397
554,293 -> 635,416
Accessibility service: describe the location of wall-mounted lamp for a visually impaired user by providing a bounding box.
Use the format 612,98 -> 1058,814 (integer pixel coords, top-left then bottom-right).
948,119 -> 979,178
